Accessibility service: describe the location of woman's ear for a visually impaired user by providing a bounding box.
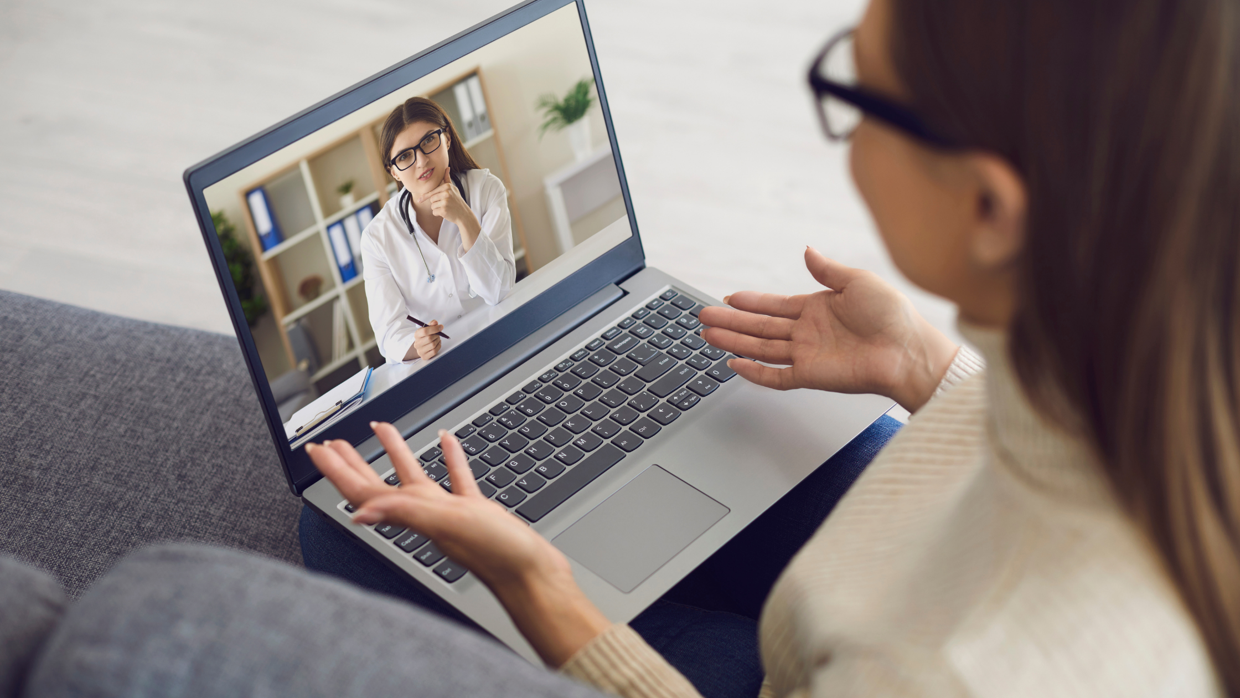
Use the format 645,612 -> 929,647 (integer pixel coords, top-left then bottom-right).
966,153 -> 1027,271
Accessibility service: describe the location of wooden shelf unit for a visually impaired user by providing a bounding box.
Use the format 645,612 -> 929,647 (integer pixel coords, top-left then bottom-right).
236,67 -> 530,386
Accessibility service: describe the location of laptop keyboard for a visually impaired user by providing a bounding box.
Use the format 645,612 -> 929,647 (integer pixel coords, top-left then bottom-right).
339,287 -> 736,584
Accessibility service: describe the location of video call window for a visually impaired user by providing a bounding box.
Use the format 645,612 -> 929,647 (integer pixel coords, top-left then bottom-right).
203,5 -> 631,447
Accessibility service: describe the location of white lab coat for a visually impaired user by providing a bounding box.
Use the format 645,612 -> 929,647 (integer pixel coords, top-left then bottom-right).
360,168 -> 516,363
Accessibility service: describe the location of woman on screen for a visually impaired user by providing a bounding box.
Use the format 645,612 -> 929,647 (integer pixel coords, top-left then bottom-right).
361,96 -> 516,362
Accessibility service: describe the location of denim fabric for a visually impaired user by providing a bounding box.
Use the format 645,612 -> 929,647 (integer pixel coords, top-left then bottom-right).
300,414 -> 903,698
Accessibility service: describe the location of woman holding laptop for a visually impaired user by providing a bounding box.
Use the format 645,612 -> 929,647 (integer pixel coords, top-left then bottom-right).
361,97 -> 516,363
306,0 -> 1236,695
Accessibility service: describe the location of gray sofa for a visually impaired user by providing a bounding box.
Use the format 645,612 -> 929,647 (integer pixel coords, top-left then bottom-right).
0,290 -> 601,698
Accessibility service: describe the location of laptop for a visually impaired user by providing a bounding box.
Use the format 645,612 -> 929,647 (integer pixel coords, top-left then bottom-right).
184,0 -> 891,663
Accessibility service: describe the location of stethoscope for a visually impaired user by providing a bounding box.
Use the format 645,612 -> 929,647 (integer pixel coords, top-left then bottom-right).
397,173 -> 468,285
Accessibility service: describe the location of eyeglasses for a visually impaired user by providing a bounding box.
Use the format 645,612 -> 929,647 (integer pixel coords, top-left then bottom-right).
390,129 -> 444,171
807,28 -> 962,149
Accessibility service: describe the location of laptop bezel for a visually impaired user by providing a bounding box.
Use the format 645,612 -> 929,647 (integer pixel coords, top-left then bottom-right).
182,0 -> 645,495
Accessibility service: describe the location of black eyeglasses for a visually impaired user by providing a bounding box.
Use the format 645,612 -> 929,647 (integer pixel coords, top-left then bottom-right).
807,28 -> 962,149
390,129 -> 445,171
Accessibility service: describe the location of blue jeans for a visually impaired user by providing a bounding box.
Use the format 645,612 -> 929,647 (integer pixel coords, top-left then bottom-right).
300,414 -> 903,698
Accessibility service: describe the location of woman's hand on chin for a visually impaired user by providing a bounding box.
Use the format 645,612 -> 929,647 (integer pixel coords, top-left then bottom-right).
698,247 -> 959,413
306,423 -> 611,667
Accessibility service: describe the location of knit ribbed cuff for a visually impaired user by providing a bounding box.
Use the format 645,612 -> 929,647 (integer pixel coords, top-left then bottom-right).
932,344 -> 985,400
560,624 -> 703,698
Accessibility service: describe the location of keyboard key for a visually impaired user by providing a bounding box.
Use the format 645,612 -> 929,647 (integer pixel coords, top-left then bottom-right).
660,289 -> 678,301
580,401 -> 609,420
555,395 -> 585,413
706,360 -> 737,382
647,333 -> 673,349
343,502 -> 356,513
586,338 -> 606,351
384,473 -> 401,486
504,453 -> 537,473
657,305 -> 681,320
627,343 -> 659,365
478,480 -> 497,498
535,385 -> 564,404
646,299 -> 665,310
499,433 -> 530,453
413,542 -> 445,566
611,405 -> 640,425
602,327 -> 622,340
636,353 -> 676,382
600,389 -> 628,408
525,440 -> 556,460
609,357 -> 639,376
606,334 -> 639,355
589,350 -> 617,367
701,345 -> 726,360
671,295 -> 696,310
374,522 -> 405,539
517,421 -> 547,440
562,415 -> 591,434
523,380 -> 543,394
434,559 -> 468,583
535,459 -> 565,479
479,423 -> 506,442
496,487 -> 527,507
677,315 -> 701,330
617,376 -> 645,395
675,392 -> 701,410
423,462 -> 448,481
552,374 -> 582,392
574,381 -> 603,401
538,370 -> 558,383
688,376 -> 721,397
569,348 -> 590,362
419,447 -> 442,463
489,403 -> 510,416
440,476 -> 455,493
629,324 -> 655,339
517,444 -> 626,523
469,458 -> 490,478
690,304 -> 705,317
631,307 -> 651,319
516,472 -> 547,493
630,417 -> 662,438
629,392 -> 659,412
506,392 -> 525,405
573,431 -> 604,452
591,419 -> 623,439
668,343 -> 693,360
487,468 -> 516,488
592,370 -> 621,388
649,404 -> 681,425
555,359 -> 574,372
555,445 -> 585,465
537,408 -> 566,426
460,435 -> 488,456
571,362 -> 600,379
618,316 -> 636,328
643,314 -> 669,329
650,365 -> 696,397
661,325 -> 687,340
517,397 -> 546,416
612,432 -> 643,452
395,530 -> 429,553
544,428 -> 574,447
681,334 -> 707,350
497,410 -> 527,429
472,413 -> 493,427
454,424 -> 476,439
687,353 -> 712,370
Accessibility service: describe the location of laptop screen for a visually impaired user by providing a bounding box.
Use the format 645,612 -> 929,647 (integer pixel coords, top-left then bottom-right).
193,0 -> 638,465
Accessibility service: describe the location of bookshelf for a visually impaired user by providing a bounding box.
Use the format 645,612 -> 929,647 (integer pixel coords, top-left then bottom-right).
236,68 -> 530,391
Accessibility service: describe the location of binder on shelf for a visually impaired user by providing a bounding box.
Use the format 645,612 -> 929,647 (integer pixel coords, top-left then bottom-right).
331,300 -> 347,362
327,221 -> 357,282
454,80 -> 479,140
467,75 -> 490,134
246,187 -> 283,251
355,204 -> 375,231
341,213 -> 364,275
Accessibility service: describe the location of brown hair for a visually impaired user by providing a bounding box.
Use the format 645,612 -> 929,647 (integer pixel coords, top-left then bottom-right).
380,96 -> 481,194
888,0 -> 1240,690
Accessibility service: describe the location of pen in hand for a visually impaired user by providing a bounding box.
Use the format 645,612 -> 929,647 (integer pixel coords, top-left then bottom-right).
407,315 -> 450,339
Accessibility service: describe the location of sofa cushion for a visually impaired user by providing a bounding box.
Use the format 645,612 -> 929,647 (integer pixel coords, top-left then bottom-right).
0,557 -> 67,698
0,290 -> 303,598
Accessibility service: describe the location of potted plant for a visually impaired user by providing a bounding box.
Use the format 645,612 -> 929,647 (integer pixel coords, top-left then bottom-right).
537,77 -> 597,161
212,210 -> 269,327
337,179 -> 356,210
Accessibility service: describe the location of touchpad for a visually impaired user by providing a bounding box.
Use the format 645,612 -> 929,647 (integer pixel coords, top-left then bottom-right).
553,466 -> 729,593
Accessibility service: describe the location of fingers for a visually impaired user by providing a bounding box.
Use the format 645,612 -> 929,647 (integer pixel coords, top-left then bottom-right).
306,442 -> 380,502
370,421 -> 428,487
438,430 -> 482,497
416,322 -> 443,338
727,357 -> 800,391
700,327 -> 793,364
804,247 -> 860,291
326,439 -> 380,481
697,305 -> 795,341
724,290 -> 806,320
353,492 -> 453,529
442,165 -> 451,186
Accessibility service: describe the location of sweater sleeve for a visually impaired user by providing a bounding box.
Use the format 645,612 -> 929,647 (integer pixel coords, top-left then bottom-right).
931,345 -> 985,401
560,624 -> 705,698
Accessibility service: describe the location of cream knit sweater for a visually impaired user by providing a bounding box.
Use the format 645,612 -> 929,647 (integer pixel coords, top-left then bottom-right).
561,319 -> 1221,697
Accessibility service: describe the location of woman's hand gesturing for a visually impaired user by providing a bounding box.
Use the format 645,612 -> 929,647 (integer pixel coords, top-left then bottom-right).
306,423 -> 611,667
698,247 -> 959,413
